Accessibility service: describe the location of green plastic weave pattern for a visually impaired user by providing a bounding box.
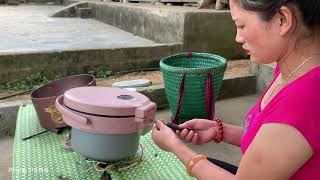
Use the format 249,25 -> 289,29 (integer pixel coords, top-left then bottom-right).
12,104 -> 194,180
160,53 -> 227,123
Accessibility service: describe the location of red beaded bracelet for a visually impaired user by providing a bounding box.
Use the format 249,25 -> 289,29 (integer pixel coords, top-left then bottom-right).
213,117 -> 224,143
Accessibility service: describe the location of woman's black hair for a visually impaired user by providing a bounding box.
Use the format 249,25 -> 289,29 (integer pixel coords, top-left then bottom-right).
238,0 -> 320,29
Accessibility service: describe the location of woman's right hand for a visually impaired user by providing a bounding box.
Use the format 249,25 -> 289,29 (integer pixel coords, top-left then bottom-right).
176,119 -> 218,145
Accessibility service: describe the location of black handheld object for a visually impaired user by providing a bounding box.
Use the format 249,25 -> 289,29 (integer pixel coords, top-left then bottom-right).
165,122 -> 192,131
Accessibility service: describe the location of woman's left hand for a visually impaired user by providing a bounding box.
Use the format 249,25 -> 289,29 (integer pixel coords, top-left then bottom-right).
152,120 -> 183,152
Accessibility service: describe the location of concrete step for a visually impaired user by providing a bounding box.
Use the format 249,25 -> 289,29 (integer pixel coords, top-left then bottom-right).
0,43 -> 181,85
139,60 -> 256,108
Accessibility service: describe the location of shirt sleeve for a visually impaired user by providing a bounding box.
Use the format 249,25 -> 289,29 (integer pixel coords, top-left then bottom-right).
262,85 -> 320,153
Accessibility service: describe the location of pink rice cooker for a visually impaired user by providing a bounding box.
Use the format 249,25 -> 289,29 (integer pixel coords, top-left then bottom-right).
55,86 -> 156,162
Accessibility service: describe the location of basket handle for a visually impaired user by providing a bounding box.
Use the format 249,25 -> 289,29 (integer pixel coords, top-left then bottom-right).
205,73 -> 215,120
172,74 -> 186,124
171,73 -> 215,124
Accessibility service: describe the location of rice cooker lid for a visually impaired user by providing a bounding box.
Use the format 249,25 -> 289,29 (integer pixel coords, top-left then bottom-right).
63,87 -> 151,116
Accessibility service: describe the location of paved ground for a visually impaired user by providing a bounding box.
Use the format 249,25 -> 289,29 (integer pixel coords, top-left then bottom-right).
0,94 -> 258,179
0,135 -> 14,180
0,5 -> 158,54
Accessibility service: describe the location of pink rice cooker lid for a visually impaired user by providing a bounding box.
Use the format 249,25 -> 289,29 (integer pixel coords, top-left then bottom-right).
63,87 -> 151,116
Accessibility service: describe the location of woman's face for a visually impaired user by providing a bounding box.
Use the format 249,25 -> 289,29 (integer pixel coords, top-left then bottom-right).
230,0 -> 289,64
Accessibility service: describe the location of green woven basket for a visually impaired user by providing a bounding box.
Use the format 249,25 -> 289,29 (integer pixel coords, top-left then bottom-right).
160,52 -> 227,124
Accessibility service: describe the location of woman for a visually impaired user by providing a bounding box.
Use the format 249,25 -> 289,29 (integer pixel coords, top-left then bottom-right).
152,0 -> 320,179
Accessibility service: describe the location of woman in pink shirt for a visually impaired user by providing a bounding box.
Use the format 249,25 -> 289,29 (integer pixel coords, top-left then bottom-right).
152,0 -> 320,179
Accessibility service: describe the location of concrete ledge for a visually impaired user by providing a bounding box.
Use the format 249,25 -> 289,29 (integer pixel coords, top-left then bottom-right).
138,84 -> 168,109
219,74 -> 256,99
0,44 -> 181,84
139,73 -> 256,108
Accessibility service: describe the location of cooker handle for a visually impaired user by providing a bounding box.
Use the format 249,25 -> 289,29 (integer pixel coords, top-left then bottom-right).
135,102 -> 156,135
55,95 -> 90,126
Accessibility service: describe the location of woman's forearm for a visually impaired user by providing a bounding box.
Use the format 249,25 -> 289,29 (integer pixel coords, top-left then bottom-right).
172,142 -> 234,179
222,124 -> 243,147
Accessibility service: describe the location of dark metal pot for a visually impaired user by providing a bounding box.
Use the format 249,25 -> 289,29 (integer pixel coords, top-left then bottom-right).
31,74 -> 96,130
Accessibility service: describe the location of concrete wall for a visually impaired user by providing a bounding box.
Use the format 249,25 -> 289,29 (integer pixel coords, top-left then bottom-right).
89,2 -> 244,59
93,3 -> 185,44
183,12 -> 244,59
251,63 -> 276,95
0,44 -> 181,84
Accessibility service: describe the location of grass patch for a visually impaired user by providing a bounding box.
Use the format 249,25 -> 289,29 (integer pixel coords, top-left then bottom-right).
88,70 -> 112,78
0,70 -> 113,92
0,72 -> 50,91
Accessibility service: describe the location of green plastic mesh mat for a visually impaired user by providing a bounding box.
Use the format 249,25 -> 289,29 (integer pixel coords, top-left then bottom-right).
12,104 -> 195,180
160,52 -> 227,123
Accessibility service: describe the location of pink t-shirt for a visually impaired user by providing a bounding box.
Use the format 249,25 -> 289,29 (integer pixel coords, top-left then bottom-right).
241,65 -> 320,179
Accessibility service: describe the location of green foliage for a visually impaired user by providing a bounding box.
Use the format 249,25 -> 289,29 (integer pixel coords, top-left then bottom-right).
0,69 -> 113,92
88,70 -> 112,78
1,72 -> 49,91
